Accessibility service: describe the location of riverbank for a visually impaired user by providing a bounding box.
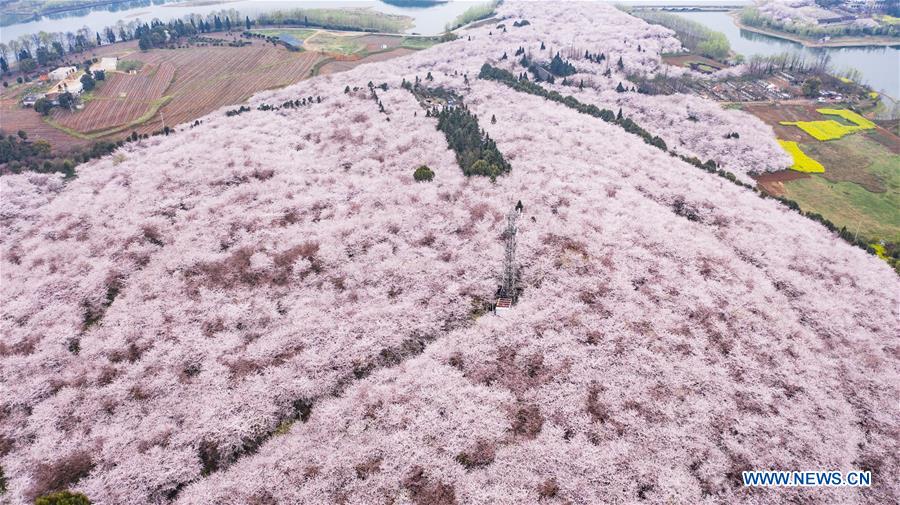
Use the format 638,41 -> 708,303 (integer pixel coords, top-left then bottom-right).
729,10 -> 900,48
632,4 -> 746,13
0,0 -> 150,26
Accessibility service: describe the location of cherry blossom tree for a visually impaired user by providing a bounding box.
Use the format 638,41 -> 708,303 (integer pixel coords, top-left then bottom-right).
1,2 -> 897,505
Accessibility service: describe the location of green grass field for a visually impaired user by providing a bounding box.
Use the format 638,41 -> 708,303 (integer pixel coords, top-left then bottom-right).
782,132 -> 900,243
251,29 -> 367,55
251,28 -> 317,41
305,32 -> 365,55
400,37 -> 439,50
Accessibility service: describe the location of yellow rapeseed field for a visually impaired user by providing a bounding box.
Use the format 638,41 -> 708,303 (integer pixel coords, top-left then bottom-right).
780,108 -> 876,141
777,140 -> 825,172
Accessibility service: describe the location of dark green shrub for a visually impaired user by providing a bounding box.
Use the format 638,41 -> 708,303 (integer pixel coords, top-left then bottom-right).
35,491 -> 91,505
413,165 -> 435,182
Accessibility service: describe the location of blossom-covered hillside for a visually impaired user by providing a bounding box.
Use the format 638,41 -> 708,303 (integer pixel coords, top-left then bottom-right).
1,2 -> 897,505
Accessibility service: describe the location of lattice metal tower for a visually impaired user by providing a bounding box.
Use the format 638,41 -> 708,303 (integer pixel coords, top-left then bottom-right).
500,208 -> 519,302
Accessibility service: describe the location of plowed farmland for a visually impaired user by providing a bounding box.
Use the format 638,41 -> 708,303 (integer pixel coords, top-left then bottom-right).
3,33 -> 423,150
318,48 -> 416,76
0,93 -> 89,151
52,62 -> 175,134
127,45 -> 324,135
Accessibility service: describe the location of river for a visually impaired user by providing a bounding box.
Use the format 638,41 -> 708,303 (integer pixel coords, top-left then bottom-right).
0,0 -> 477,41
672,10 -> 900,98
2,1 -> 897,96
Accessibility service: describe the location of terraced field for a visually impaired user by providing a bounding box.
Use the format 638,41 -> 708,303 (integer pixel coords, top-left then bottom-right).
126,44 -> 325,134
51,63 -> 175,135
0,92 -> 88,151
2,31 -> 431,151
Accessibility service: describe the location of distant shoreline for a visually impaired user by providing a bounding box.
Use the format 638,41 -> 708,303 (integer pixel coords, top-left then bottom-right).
1,0 -> 147,27
728,10 -> 900,48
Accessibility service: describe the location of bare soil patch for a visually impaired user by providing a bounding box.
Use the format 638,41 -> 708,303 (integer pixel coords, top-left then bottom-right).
866,125 -> 900,153
743,103 -> 824,142
356,34 -> 404,52
662,54 -> 724,70
318,48 -> 416,76
755,169 -> 810,197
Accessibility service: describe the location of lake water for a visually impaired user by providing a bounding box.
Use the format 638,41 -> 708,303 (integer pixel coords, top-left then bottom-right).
0,0 -> 477,42
673,10 -> 900,97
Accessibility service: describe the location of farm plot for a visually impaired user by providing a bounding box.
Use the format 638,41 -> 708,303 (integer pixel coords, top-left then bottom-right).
780,119 -> 860,141
818,108 -> 877,129
51,62 -> 175,135
251,28 -> 318,46
356,34 -> 404,52
0,93 -> 88,152
662,54 -> 724,73
303,31 -> 366,55
318,47 -> 416,76
754,169 -> 810,197
780,108 -> 877,141
749,103 -> 900,245
125,45 -> 325,135
777,139 -> 824,173
745,103 -> 830,141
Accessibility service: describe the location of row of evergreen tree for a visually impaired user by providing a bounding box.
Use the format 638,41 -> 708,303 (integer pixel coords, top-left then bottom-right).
478,63 -> 892,267
433,103 -> 510,179
1,15 -> 255,75
135,16 -> 253,50
1,132 -> 116,177
478,64 -> 667,151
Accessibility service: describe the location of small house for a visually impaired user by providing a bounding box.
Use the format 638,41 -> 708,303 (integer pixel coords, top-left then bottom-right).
495,297 -> 513,316
49,66 -> 76,81
57,79 -> 84,95
91,57 -> 118,73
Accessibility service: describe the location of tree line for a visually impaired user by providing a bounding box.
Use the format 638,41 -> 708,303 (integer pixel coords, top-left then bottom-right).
478,63 -> 888,266
0,11 -> 255,75
403,80 -> 510,179
740,5 -> 900,38
435,104 -> 511,179
630,10 -> 731,61
1,117 -> 177,177
478,64 -> 667,151
1,131 -> 114,177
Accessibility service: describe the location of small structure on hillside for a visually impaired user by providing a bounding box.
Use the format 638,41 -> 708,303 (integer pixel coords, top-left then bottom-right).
495,206 -> 521,316
56,79 -> 83,95
49,66 -> 76,81
92,57 -> 118,73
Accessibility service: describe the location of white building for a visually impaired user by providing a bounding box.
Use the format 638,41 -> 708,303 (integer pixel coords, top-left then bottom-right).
495,297 -> 513,316
48,66 -> 76,81
56,79 -> 84,95
91,57 -> 118,73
